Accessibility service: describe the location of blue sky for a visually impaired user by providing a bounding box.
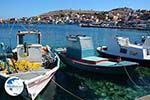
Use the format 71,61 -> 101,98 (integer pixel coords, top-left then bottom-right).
0,0 -> 149,18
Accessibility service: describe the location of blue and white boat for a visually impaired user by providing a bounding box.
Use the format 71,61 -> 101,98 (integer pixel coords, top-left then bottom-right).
56,35 -> 138,75
97,36 -> 150,66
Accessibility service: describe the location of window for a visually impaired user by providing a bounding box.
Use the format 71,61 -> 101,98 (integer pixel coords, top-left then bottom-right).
120,48 -> 127,54
129,51 -> 138,56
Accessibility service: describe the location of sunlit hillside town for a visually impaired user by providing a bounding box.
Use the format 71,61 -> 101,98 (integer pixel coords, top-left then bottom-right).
1,7 -> 150,30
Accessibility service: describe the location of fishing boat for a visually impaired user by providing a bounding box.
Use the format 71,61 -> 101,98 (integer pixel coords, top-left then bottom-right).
56,35 -> 138,75
0,30 -> 60,100
97,35 -> 150,66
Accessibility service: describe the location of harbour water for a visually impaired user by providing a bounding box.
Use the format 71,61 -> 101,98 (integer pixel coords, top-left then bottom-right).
0,23 -> 150,100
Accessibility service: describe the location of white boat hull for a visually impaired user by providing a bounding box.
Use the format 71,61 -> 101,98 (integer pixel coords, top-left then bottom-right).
0,54 -> 60,100
0,30 -> 60,99
23,66 -> 59,100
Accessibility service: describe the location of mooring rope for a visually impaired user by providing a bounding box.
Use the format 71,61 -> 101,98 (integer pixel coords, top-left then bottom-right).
137,69 -> 150,86
123,66 -> 140,88
8,22 -> 15,35
51,79 -> 84,100
7,22 -> 15,48
20,23 -> 28,31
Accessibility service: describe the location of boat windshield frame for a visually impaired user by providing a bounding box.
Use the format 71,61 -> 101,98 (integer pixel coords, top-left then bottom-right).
17,31 -> 41,45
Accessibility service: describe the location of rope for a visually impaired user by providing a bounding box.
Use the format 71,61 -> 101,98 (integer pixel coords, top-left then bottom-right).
139,76 -> 150,86
7,22 -> 15,48
137,68 -> 150,86
123,66 -> 140,88
8,22 -> 15,35
20,23 -> 40,32
20,23 -> 28,31
51,79 -> 84,100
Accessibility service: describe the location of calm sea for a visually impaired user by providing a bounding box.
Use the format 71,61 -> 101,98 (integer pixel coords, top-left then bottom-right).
0,23 -> 150,100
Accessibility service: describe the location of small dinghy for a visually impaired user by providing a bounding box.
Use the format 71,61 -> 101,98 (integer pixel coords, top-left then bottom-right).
56,35 -> 138,75
97,36 -> 150,66
0,31 -> 60,100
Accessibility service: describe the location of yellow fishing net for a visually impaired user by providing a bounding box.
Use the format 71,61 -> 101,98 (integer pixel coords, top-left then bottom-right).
15,60 -> 41,72
0,59 -> 41,74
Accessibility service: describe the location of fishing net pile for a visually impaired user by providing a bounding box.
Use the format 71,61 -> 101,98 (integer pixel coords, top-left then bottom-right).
0,59 -> 41,73
14,60 -> 41,72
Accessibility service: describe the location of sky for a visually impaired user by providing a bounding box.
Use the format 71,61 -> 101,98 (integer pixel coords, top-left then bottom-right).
0,0 -> 150,18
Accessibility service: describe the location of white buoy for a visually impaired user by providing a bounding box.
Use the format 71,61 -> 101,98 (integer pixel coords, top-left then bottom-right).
5,76 -> 24,96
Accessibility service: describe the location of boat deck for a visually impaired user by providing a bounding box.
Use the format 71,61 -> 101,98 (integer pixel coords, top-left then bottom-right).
82,56 -> 108,61
82,56 -> 137,67
9,67 -> 49,80
82,56 -> 116,66
96,60 -> 137,67
96,61 -> 116,66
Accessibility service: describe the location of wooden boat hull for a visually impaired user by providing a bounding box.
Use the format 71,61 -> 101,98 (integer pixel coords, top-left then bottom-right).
59,53 -> 137,75
97,49 -> 150,67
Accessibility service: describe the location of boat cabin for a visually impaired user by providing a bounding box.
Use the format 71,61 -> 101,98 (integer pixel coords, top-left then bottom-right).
16,31 -> 42,63
115,36 -> 150,59
66,35 -> 95,60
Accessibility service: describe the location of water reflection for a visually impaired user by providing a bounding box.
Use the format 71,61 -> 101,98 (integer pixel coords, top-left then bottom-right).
53,64 -> 150,100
